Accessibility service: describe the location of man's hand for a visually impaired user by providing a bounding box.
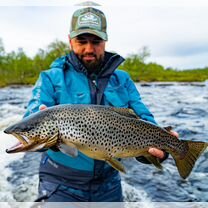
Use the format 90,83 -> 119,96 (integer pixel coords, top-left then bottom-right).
39,104 -> 47,111
148,131 -> 179,159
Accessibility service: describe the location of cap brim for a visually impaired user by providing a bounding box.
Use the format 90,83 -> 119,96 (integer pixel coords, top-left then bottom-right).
70,29 -> 108,41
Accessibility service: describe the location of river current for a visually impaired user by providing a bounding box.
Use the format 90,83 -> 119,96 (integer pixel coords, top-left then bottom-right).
0,82 -> 207,203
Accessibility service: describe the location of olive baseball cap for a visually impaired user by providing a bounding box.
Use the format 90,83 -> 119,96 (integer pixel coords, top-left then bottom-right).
70,7 -> 108,41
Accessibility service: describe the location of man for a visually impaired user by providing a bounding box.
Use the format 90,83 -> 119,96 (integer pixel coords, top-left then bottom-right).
25,7 -> 178,202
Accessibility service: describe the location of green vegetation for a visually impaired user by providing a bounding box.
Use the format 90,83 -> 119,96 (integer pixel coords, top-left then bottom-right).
119,47 -> 208,82
0,39 -> 69,87
0,39 -> 207,87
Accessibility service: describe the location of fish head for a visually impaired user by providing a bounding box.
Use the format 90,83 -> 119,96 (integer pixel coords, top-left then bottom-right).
4,110 -> 59,153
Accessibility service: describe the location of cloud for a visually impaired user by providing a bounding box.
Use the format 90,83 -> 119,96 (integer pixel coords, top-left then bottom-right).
0,3 -> 208,69
150,52 -> 208,69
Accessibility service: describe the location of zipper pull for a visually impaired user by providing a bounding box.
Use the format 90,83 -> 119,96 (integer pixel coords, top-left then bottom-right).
92,79 -> 97,86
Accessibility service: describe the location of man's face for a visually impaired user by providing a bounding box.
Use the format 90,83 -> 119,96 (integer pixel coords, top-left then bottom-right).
69,34 -> 105,73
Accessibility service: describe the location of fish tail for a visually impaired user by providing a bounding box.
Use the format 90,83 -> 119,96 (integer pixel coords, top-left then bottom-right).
172,141 -> 208,179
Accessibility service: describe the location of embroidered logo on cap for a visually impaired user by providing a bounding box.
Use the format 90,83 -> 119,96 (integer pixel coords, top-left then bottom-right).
78,12 -> 100,27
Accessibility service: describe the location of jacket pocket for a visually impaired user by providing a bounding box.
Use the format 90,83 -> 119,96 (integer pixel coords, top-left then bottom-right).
71,91 -> 91,104
54,89 -> 91,104
104,85 -> 129,107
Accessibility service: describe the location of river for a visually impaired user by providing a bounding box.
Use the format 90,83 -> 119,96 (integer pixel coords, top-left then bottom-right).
0,82 -> 207,204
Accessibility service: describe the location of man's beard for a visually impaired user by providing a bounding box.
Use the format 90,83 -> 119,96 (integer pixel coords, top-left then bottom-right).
78,53 -> 104,75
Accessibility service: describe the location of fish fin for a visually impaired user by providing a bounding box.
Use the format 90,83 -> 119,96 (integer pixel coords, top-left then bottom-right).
144,155 -> 163,170
58,143 -> 78,157
164,126 -> 173,132
107,158 -> 126,173
172,141 -> 208,179
110,107 -> 140,119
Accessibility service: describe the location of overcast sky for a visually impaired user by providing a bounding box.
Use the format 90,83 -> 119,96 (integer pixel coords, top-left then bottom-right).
0,0 -> 208,69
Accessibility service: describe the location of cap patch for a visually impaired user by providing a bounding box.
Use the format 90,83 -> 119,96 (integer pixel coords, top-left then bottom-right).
78,12 -> 101,28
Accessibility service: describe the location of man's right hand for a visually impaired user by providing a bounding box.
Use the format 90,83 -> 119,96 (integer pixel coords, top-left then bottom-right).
39,104 -> 47,111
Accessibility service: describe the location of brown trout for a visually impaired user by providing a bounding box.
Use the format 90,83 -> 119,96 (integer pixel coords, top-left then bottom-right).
4,104 -> 208,179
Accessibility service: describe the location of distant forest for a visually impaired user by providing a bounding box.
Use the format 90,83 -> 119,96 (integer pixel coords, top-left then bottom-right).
0,38 -> 208,87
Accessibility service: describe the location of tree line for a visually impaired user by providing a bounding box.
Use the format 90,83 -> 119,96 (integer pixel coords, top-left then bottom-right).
0,38 -> 207,87
0,38 -> 69,87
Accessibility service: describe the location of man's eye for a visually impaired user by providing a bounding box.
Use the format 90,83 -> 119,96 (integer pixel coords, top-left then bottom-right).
76,39 -> 103,45
92,40 -> 102,45
77,40 -> 87,44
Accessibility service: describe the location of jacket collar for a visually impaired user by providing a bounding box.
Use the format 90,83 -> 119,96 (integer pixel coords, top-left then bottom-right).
66,51 -> 125,78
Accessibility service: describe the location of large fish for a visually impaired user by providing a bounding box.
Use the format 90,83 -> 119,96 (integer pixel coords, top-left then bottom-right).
4,104 -> 208,179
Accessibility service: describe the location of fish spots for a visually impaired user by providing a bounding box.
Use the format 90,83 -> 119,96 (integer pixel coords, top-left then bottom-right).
39,104 -> 183,160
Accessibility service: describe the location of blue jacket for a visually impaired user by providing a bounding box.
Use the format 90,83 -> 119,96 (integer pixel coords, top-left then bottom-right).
25,51 -> 156,188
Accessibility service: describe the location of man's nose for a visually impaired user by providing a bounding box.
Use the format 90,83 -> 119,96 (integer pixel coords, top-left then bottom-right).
85,42 -> 94,53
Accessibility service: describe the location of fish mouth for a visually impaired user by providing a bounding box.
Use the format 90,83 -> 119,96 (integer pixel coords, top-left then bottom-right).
6,133 -> 42,153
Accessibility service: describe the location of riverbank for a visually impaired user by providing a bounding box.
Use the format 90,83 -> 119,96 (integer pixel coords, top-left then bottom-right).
0,40 -> 208,87
1,67 -> 207,88
0,81 -> 207,89
119,59 -> 208,82
0,67 -> 208,88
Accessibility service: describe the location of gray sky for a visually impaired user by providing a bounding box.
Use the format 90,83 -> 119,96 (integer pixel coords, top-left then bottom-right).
0,0 -> 208,69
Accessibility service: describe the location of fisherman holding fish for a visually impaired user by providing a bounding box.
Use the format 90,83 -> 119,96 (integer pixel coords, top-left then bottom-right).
5,7 -> 183,202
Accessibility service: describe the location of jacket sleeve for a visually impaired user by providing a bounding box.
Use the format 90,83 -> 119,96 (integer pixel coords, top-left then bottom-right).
24,71 -> 56,117
126,75 -> 157,125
